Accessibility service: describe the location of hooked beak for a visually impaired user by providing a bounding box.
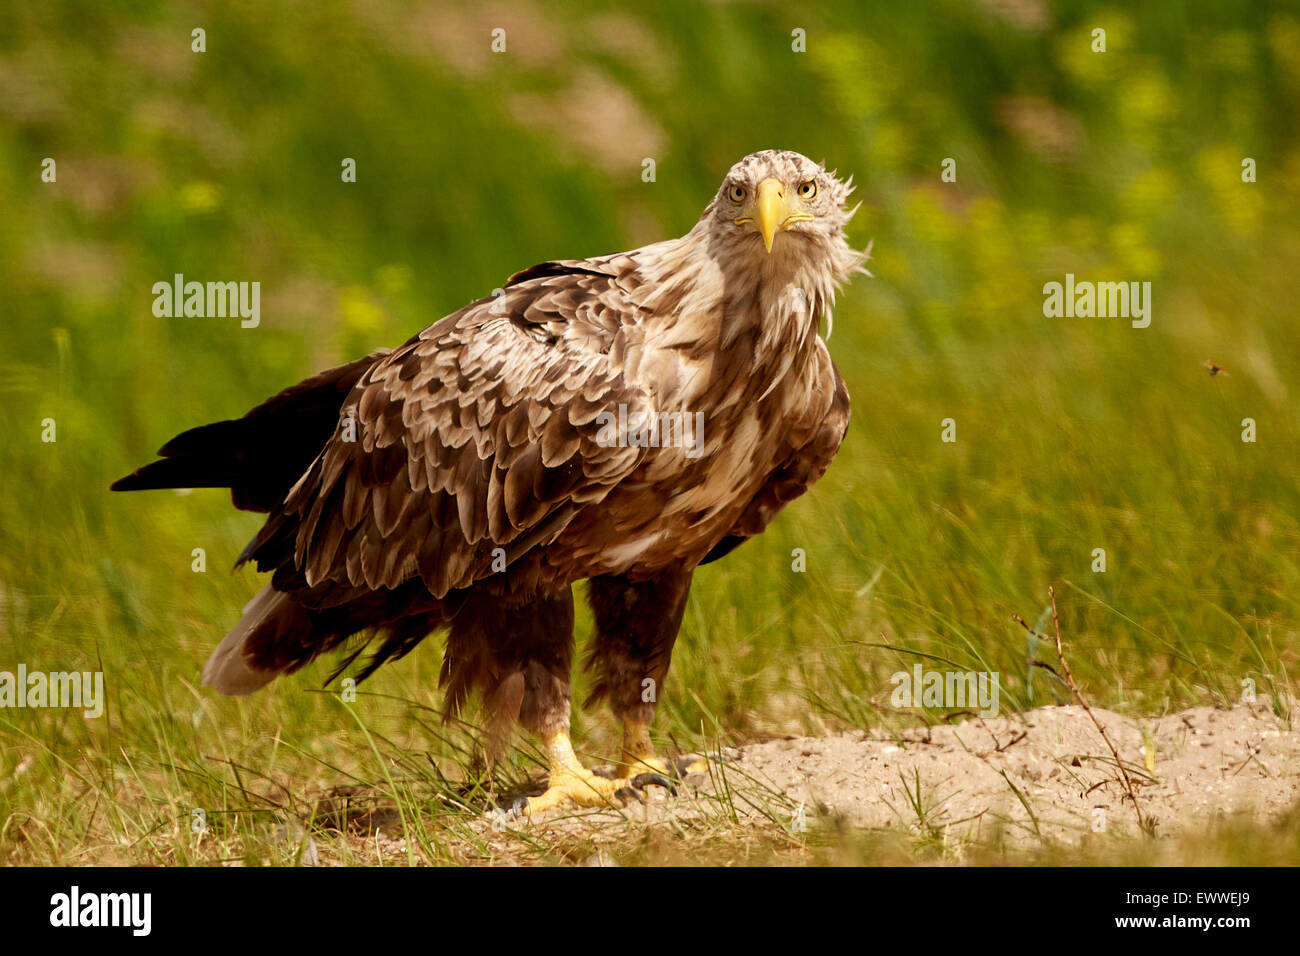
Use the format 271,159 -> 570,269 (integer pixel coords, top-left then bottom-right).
755,178 -> 785,253
748,177 -> 813,253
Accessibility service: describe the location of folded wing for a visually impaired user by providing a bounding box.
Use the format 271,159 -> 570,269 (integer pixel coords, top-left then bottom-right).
243,265 -> 653,601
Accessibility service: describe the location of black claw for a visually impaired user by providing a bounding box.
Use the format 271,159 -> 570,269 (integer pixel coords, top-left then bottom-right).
509,797 -> 528,818
615,784 -> 647,805
631,772 -> 677,797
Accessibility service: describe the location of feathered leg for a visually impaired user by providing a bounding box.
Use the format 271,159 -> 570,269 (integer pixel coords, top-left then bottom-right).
444,585 -> 669,815
585,569 -> 706,779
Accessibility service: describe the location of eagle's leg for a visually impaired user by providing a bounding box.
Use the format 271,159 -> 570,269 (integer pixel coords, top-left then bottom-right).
586,569 -> 707,780
620,718 -> 661,776
454,587 -> 668,816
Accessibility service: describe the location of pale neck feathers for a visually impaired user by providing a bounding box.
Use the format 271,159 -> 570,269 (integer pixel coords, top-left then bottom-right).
619,219 -> 868,402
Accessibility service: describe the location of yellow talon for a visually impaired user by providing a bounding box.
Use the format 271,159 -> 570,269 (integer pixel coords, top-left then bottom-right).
522,731 -> 635,816
617,720 -> 709,779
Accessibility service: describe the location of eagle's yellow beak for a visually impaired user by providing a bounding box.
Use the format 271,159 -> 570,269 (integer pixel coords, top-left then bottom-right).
755,178 -> 786,253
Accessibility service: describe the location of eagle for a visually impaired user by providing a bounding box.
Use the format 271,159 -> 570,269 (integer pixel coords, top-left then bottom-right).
112,149 -> 867,814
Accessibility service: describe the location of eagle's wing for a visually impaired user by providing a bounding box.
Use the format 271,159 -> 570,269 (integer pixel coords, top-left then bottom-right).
702,348 -> 850,564
243,263 -> 653,599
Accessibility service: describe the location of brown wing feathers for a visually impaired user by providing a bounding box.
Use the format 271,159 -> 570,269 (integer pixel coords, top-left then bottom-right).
241,274 -> 650,607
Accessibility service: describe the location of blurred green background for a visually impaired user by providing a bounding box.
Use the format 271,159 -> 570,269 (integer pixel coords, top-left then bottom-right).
1,0 -> 1298,862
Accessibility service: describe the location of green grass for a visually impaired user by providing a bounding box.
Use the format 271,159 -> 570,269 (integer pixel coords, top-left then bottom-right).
2,0 -> 1299,864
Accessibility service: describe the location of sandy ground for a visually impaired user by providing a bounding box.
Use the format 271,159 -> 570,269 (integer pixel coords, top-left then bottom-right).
505,700 -> 1299,846
693,700 -> 1299,842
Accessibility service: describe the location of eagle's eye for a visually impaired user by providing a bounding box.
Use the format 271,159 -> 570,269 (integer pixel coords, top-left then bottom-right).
797,180 -> 817,201
727,184 -> 746,204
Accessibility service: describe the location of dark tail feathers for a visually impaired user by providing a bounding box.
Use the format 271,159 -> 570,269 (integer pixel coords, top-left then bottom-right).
111,349 -> 389,512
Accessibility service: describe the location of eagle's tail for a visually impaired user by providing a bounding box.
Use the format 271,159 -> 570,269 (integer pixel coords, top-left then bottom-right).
201,582 -> 450,696
201,585 -> 307,695
111,419 -> 261,496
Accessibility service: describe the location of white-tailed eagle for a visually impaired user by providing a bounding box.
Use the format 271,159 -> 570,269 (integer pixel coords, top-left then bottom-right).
113,149 -> 867,813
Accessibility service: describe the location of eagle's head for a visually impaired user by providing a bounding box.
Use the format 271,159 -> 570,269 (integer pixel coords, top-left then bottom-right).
636,149 -> 867,346
687,150 -> 868,339
704,149 -> 860,257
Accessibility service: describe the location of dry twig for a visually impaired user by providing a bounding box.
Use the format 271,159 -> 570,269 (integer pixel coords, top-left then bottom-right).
1014,587 -> 1148,833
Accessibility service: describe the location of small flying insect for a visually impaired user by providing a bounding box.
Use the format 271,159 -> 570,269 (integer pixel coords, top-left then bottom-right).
1203,360 -> 1228,377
